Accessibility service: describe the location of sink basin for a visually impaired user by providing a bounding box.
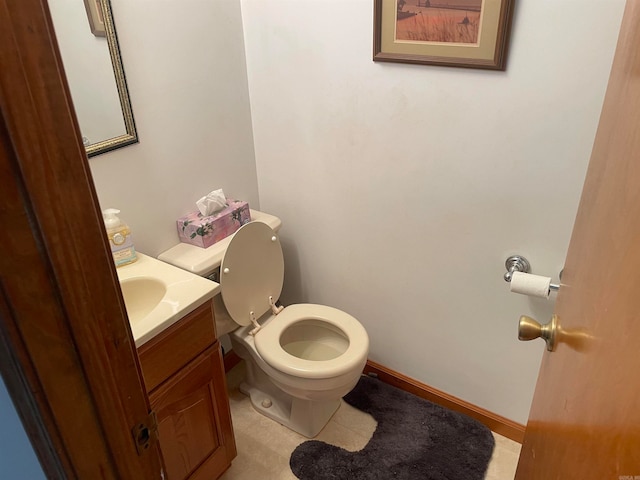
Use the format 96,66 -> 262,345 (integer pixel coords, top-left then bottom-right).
120,277 -> 167,323
117,253 -> 219,346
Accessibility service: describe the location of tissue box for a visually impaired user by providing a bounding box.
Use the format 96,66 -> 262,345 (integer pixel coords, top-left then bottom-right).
177,200 -> 251,248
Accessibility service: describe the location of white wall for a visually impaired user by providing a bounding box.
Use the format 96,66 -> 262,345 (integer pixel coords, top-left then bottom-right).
89,0 -> 259,257
241,0 -> 626,423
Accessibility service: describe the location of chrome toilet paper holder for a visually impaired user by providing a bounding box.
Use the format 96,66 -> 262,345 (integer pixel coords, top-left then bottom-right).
503,255 -> 560,291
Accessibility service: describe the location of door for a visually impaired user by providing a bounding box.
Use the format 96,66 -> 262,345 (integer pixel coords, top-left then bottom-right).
0,0 -> 163,477
515,1 -> 640,478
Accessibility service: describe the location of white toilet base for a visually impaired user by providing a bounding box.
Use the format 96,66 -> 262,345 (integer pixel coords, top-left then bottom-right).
239,380 -> 340,438
234,341 -> 341,438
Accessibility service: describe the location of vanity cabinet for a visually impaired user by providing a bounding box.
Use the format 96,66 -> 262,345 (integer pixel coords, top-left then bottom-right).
138,301 -> 236,480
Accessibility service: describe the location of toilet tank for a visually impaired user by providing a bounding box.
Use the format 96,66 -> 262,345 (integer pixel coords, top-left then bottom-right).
158,210 -> 283,337
158,210 -> 282,277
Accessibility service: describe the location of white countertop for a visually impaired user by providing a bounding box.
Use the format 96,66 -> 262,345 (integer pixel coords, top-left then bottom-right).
117,253 -> 219,346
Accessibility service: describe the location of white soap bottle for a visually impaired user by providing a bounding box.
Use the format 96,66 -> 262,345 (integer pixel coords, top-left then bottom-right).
102,208 -> 137,267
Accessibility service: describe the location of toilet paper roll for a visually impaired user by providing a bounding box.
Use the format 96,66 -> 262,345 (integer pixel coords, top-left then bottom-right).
509,271 -> 551,299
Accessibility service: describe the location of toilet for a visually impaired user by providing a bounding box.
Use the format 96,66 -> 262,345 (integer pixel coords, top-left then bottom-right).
159,213 -> 369,438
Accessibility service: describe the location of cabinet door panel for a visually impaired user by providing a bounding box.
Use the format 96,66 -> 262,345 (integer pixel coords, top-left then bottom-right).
138,302 -> 216,392
151,346 -> 232,480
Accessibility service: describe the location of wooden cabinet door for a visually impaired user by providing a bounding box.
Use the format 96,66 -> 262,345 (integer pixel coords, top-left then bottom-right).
150,344 -> 236,480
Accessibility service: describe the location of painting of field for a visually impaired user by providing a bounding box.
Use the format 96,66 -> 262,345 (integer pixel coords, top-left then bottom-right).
395,0 -> 482,44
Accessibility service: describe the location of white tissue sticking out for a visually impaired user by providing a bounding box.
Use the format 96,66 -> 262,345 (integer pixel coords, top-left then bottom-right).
510,271 -> 552,299
196,188 -> 227,216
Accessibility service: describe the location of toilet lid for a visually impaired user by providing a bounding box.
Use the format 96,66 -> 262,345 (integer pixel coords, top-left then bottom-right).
220,221 -> 284,326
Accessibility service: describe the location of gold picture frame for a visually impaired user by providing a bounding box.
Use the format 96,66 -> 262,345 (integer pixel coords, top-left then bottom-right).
373,0 -> 515,70
83,0 -> 106,37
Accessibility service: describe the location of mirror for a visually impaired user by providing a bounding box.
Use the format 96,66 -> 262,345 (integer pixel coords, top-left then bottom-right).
49,0 -> 137,157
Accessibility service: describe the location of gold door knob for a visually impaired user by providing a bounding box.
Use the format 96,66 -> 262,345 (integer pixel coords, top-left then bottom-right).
518,315 -> 558,351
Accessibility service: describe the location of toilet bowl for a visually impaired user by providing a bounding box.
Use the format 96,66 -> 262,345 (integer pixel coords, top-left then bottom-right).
218,221 -> 369,437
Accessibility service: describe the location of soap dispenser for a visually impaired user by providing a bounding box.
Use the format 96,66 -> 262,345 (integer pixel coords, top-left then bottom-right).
102,208 -> 137,267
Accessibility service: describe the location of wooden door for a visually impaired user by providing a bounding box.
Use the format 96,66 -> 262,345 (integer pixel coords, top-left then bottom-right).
515,1 -> 640,478
0,0 -> 163,477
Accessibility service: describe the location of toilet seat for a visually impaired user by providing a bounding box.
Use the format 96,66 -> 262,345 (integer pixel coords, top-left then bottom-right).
221,221 -> 368,382
254,304 -> 369,380
220,221 -> 285,327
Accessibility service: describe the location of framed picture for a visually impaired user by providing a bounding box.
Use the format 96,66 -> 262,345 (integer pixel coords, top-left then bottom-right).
83,0 -> 106,37
373,0 -> 515,70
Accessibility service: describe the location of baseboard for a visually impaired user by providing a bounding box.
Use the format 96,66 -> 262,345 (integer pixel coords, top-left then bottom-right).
364,360 -> 525,443
223,351 -> 525,443
223,349 -> 242,373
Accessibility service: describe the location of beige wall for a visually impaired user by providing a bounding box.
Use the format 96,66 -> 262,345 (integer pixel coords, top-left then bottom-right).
240,0 -> 626,423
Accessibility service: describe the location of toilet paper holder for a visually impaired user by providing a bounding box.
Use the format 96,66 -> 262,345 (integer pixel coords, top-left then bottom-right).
503,255 -> 560,291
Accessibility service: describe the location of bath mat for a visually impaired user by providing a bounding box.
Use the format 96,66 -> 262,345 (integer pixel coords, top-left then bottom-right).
290,375 -> 495,480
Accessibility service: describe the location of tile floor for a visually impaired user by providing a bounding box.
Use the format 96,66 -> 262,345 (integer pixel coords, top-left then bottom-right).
220,362 -> 521,480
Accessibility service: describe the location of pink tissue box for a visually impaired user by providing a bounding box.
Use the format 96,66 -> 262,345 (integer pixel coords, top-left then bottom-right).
177,200 -> 251,248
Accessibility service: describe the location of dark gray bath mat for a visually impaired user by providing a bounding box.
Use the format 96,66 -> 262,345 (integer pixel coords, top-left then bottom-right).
290,375 -> 495,480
